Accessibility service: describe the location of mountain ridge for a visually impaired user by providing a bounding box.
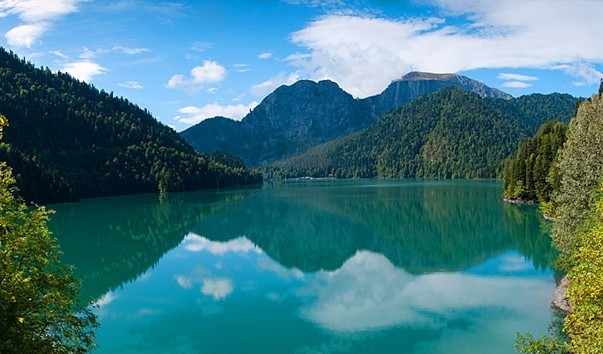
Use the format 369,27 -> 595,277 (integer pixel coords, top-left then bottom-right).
262,87 -> 578,179
181,71 -> 512,166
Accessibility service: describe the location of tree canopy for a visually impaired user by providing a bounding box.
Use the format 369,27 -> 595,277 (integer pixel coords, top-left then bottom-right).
0,114 -> 97,353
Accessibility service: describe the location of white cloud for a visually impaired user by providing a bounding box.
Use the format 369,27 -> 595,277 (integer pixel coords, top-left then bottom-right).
5,23 -> 46,47
497,73 -> 539,82
1,0 -> 84,48
181,234 -> 262,255
166,60 -> 227,90
252,71 -> 300,97
118,81 -> 143,89
290,1 -> 603,97
174,101 -> 259,125
61,61 -> 108,82
501,81 -> 531,89
258,51 -> 273,59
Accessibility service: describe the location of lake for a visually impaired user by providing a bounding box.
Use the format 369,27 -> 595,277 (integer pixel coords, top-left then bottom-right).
49,180 -> 559,354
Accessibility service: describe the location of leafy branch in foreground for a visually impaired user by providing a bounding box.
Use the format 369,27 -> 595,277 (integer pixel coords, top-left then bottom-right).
0,114 -> 97,353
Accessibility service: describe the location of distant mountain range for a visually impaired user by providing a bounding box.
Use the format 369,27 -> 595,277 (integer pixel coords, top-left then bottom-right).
180,72 -> 513,167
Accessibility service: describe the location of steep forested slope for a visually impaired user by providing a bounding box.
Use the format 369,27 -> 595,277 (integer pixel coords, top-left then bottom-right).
0,48 -> 260,203
502,120 -> 567,206
264,88 -> 576,179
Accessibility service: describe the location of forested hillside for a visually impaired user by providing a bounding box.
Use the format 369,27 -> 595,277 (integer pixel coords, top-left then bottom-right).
263,88 -> 576,179
0,48 -> 261,203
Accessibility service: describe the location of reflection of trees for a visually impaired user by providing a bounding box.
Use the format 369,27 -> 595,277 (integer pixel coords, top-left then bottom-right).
502,203 -> 558,271
49,190 -> 245,302
50,181 -> 557,304
195,181 -> 532,274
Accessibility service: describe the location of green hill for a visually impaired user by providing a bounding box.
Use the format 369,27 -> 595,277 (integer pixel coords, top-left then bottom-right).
0,48 -> 261,203
264,87 -> 576,179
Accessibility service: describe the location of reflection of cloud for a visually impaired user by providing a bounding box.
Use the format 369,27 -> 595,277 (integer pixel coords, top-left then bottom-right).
175,267 -> 234,301
497,254 -> 532,272
257,257 -> 304,281
300,251 -> 552,332
181,233 -> 261,255
201,278 -> 233,300
94,291 -> 117,308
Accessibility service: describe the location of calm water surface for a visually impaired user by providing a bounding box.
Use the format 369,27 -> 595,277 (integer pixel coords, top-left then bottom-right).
49,180 -> 559,354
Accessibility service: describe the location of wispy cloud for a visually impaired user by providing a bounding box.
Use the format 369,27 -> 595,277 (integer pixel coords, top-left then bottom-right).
111,46 -> 149,55
501,81 -> 531,89
497,73 -> 539,82
0,0 -> 84,48
49,50 -> 68,59
118,81 -> 143,89
252,71 -> 300,97
174,101 -> 259,125
233,63 -> 250,73
498,73 -> 539,89
166,60 -> 227,91
258,51 -> 273,59
289,1 -> 603,97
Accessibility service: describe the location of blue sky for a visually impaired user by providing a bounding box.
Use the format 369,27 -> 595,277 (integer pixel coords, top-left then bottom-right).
1,0 -> 603,132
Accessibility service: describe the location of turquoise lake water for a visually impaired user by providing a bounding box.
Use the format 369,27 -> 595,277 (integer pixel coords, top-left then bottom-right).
49,180 -> 559,353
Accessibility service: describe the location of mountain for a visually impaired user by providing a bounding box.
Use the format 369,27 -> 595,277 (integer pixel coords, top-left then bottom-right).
263,87 -> 577,179
181,79 -> 369,167
362,71 -> 512,120
180,72 -> 511,166
0,48 -> 261,203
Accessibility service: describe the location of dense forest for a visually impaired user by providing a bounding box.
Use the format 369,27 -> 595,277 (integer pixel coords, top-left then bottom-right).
502,120 -> 567,212
263,87 -> 576,180
0,48 -> 261,203
515,86 -> 603,354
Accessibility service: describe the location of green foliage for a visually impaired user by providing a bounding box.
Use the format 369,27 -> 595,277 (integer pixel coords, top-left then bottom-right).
514,333 -> 569,354
0,48 -> 261,203
264,88 -> 576,180
0,116 -> 97,353
503,120 -> 567,206
552,92 -> 603,263
564,184 -> 603,353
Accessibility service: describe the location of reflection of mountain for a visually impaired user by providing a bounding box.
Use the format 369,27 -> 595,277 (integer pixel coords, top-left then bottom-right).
193,181 -> 544,274
49,190 -> 242,301
50,181 -> 556,303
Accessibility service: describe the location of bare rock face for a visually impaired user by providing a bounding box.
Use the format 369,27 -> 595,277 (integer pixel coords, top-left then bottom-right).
362,72 -> 512,120
553,275 -> 572,312
180,72 -> 511,167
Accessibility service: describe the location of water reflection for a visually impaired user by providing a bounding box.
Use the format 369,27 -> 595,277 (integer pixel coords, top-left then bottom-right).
194,180 -> 514,273
299,251 -> 552,332
47,180 -> 558,353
